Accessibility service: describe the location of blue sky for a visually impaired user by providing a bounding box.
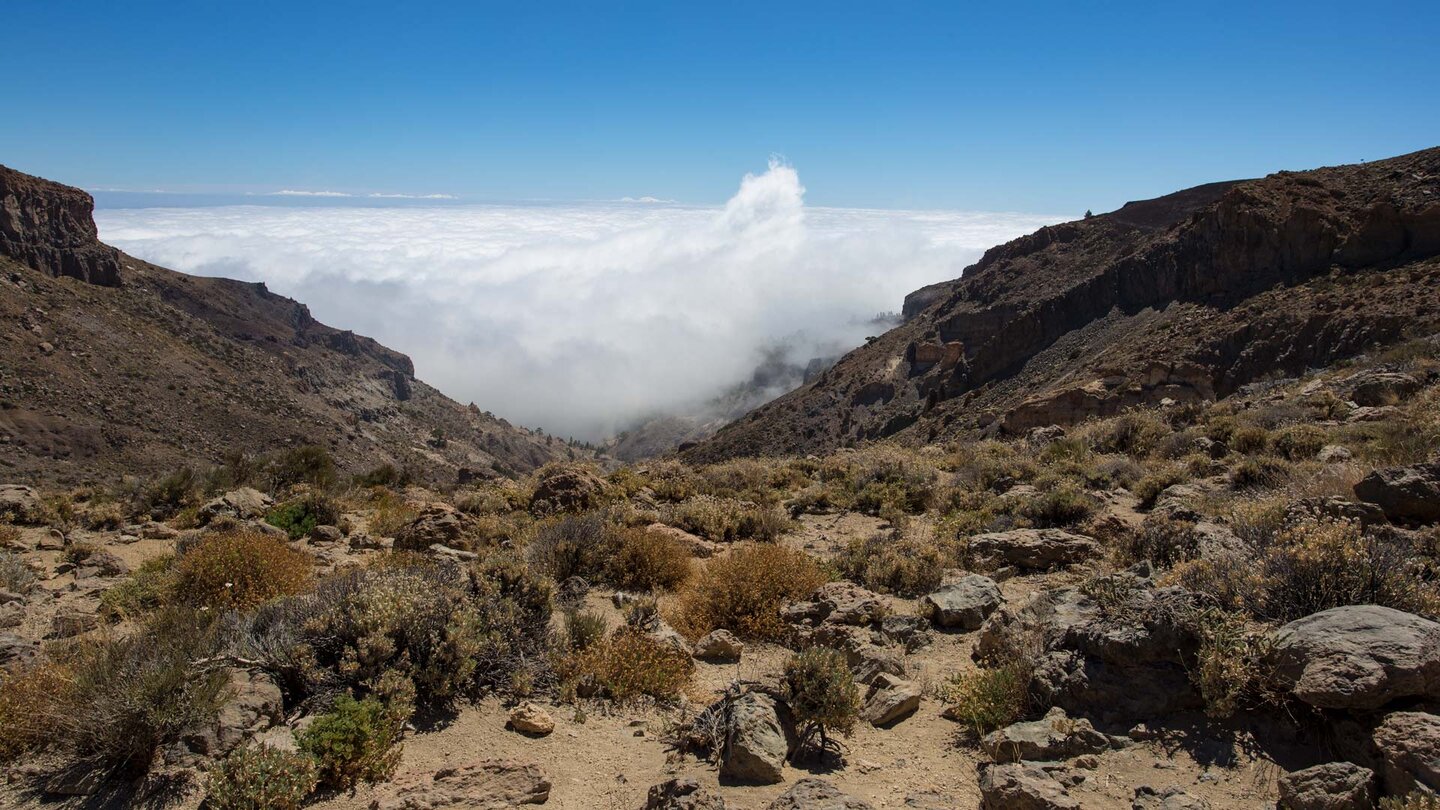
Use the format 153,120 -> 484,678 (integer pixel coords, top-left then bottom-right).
4,1 -> 1437,213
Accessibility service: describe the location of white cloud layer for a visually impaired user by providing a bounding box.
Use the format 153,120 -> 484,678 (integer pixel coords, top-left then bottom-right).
95,163 -> 1064,441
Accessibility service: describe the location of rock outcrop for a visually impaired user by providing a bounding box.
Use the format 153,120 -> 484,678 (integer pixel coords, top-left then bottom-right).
1354,461 -> 1440,524
1269,605 -> 1440,710
0,165 -> 122,286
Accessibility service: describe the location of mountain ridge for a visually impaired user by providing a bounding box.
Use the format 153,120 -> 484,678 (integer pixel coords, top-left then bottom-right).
685,147 -> 1440,461
0,163 -> 581,485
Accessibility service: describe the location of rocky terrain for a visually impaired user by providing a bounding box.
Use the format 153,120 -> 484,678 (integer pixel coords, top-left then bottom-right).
1,154 -> 1440,810
685,148 -> 1440,461
0,164 -> 583,486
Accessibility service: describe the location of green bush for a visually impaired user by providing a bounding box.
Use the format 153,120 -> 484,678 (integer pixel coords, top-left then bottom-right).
941,663 -> 1031,737
207,743 -> 319,810
563,608 -> 608,651
100,554 -> 177,620
297,695 -> 403,790
782,647 -> 858,755
265,490 -> 340,539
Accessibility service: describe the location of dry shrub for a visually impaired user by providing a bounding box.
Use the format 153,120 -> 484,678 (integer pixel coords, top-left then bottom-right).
838,524 -> 951,597
1132,464 -> 1189,507
1192,608 -> 1283,719
671,544 -> 826,641
1114,516 -> 1200,568
559,627 -> 693,702
175,530 -> 314,611
605,526 -> 693,593
1085,410 -> 1170,457
240,553 -> 551,709
527,513 -> 609,582
0,660 -> 70,761
1270,424 -> 1328,461
1016,484 -> 1096,528
1229,456 -> 1292,491
940,664 -> 1031,737
945,440 -> 1038,493
1227,425 -> 1272,455
1168,519 -> 1437,623
0,550 -> 37,593
783,647 -> 858,756
695,457 -> 802,505
1258,520 -> 1436,621
366,488 -> 420,538
0,608 -> 229,773
1383,794 -> 1440,810
662,496 -> 793,542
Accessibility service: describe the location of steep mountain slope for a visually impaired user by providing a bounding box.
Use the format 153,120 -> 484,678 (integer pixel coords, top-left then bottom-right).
0,164 -> 577,485
686,147 -> 1440,461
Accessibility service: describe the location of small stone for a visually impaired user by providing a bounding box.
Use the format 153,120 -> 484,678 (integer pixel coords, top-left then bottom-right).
508,701 -> 555,736
693,629 -> 743,663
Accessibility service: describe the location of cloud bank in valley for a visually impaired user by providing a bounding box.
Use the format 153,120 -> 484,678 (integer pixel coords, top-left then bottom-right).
95,163 -> 1065,441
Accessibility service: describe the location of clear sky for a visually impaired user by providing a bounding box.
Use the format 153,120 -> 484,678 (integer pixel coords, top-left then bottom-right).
4,1 -> 1437,212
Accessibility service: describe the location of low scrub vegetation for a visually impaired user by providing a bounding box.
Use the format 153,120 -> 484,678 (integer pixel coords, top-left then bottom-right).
671,543 -> 826,641
175,530 -> 314,611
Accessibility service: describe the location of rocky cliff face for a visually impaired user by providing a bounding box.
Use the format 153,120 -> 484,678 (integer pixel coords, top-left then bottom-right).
0,165 -> 579,484
0,165 -> 123,286
686,148 -> 1440,461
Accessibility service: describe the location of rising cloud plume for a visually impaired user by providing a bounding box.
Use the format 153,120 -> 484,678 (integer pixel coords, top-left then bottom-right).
95,162 -> 1064,441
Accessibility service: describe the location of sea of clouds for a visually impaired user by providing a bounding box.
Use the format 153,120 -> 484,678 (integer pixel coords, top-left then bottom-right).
95,162 -> 1064,441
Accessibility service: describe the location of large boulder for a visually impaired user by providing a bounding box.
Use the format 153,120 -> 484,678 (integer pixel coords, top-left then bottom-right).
694,629 -> 743,663
860,672 -> 921,727
1269,605 -> 1440,710
1276,762 -> 1377,810
182,669 -> 283,757
977,585 -> 1204,722
0,485 -> 44,524
393,504 -> 480,551
1354,461 -> 1440,524
1371,711 -> 1440,797
967,529 -> 1100,571
981,707 -> 1110,762
782,582 -> 887,627
765,778 -> 874,809
529,464 -> 607,513
644,778 -> 726,809
1345,371 -> 1422,407
197,487 -> 273,524
719,693 -> 787,785
370,759 -> 551,808
977,762 -> 1080,810
921,575 -> 1002,630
